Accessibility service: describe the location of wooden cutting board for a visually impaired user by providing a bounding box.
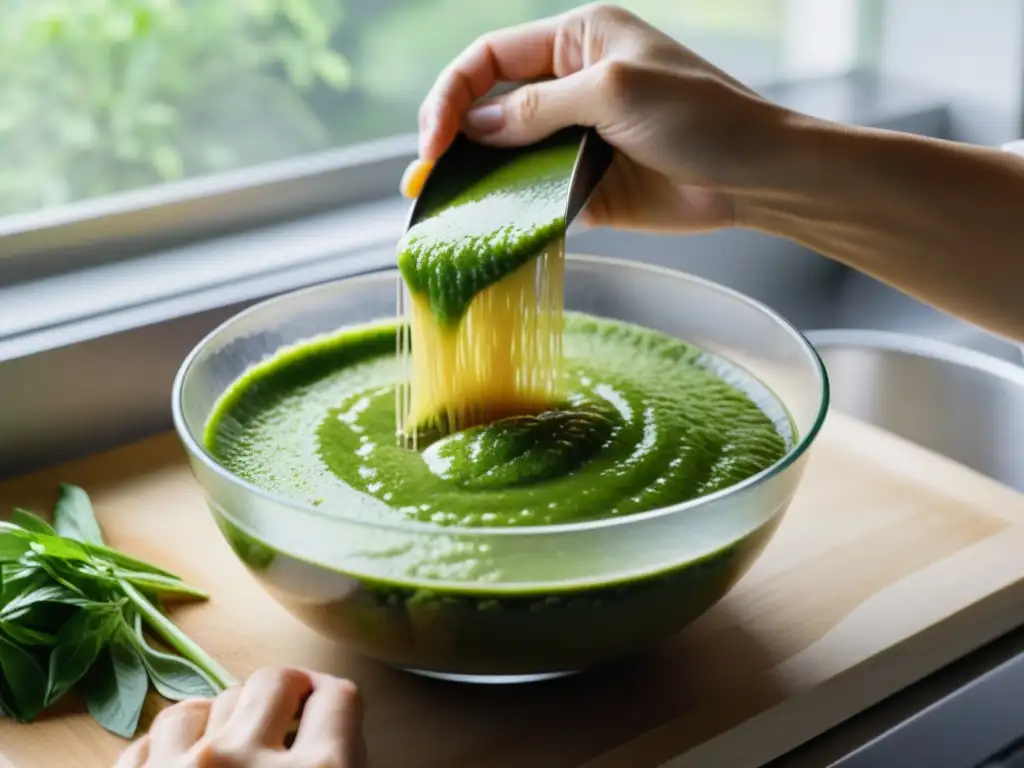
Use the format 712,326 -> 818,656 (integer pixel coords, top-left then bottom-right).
2,410 -> 1024,768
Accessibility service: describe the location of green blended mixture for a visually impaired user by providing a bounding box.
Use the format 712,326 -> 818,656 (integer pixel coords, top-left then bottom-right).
203,313 -> 794,675
206,315 -> 790,528
201,130 -> 797,677
397,137 -> 578,326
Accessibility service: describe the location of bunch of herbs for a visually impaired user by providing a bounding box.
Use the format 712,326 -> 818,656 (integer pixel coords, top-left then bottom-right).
0,484 -> 237,737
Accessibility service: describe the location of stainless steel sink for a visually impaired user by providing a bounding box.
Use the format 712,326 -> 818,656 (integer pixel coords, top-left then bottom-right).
806,328 -> 1024,492
829,269 -> 1022,364
793,334 -> 1024,768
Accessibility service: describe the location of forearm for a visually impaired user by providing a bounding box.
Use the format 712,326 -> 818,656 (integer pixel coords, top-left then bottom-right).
738,114 -> 1024,342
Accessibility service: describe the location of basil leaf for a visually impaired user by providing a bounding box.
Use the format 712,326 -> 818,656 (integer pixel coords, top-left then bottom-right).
53,484 -> 104,546
11,509 -> 56,536
35,557 -> 88,598
26,534 -> 93,565
140,645 -> 218,702
0,562 -> 47,605
0,530 -> 31,563
62,560 -> 121,592
1,523 -> 179,583
0,584 -> 78,621
55,558 -> 140,602
34,555 -> 120,608
115,570 -> 208,600
130,614 -> 216,701
0,635 -> 47,721
0,620 -> 55,647
46,608 -> 120,705
82,544 -> 181,581
84,640 -> 149,739
2,594 -> 81,640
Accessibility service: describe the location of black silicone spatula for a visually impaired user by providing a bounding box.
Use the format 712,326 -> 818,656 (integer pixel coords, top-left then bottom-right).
405,124 -> 614,233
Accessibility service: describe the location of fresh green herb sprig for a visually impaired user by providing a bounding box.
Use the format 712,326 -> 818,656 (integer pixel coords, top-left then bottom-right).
0,483 -> 238,738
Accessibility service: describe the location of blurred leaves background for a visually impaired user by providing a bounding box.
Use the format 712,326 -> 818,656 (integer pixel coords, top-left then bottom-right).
0,0 -> 781,216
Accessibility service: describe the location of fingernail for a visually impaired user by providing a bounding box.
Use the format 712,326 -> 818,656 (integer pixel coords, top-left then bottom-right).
400,158 -> 433,199
464,102 -> 505,135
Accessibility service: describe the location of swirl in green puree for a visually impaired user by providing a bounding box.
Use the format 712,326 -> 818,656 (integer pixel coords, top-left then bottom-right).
206,316 -> 789,526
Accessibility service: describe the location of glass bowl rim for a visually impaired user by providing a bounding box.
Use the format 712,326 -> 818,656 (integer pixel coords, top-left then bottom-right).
171,253 -> 830,538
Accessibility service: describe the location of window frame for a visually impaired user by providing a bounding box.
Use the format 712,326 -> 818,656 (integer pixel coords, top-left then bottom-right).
0,133 -> 418,284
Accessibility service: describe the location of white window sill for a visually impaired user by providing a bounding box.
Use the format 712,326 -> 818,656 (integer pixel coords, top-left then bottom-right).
0,196 -> 407,360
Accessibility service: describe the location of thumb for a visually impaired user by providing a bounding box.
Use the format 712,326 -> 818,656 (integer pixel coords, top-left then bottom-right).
462,68 -> 607,147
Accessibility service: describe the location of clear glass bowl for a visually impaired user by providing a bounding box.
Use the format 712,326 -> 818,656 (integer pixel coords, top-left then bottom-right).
172,254 -> 829,683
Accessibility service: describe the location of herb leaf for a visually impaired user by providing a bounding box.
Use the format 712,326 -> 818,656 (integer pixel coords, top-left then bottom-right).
11,509 -> 56,536
129,613 -> 217,701
79,542 -> 182,582
121,581 -> 236,692
84,639 -> 149,739
34,556 -> 89,598
53,484 -> 105,545
116,570 -> 209,601
3,526 -> 94,565
1,591 -> 78,638
0,484 -> 233,738
0,635 -> 47,722
46,606 -> 120,705
1,523 -> 180,584
1,562 -> 46,601
0,584 -> 77,621
0,531 -> 31,563
0,620 -> 56,647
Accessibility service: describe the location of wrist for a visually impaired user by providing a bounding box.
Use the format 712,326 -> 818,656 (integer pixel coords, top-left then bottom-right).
730,109 -> 853,233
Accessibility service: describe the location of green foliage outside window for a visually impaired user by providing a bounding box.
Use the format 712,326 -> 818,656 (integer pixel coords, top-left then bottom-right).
0,0 -> 779,216
0,0 -> 350,213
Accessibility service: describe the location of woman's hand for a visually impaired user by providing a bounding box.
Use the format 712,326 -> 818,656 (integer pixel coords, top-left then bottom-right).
403,2 -> 790,233
113,667 -> 365,768
404,1 -> 1024,341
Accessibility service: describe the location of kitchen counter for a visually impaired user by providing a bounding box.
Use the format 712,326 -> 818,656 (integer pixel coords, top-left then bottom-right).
3,335 -> 1024,767
774,328 -> 1024,768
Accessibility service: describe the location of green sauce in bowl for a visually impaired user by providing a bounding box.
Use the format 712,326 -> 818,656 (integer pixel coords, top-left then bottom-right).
202,313 -> 792,675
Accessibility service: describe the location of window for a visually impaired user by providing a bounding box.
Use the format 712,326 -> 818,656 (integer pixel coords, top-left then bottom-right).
0,0 -> 978,479
0,0 -> 864,221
